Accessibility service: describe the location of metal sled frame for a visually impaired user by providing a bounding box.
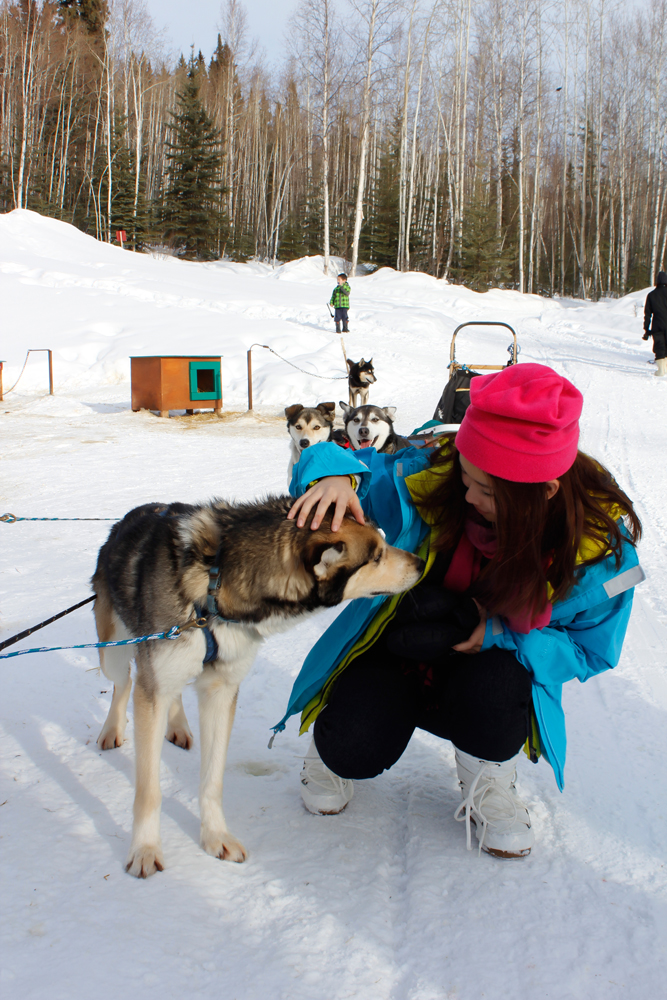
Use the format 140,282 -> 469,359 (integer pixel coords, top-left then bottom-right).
449,321 -> 518,380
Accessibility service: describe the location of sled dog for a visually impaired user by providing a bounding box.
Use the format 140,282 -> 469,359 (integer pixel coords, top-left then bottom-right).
340,402 -> 411,454
346,358 -> 377,406
285,402 -> 336,487
92,497 -> 423,878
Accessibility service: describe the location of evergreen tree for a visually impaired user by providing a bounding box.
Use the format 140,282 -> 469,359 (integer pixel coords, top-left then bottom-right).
360,118 -> 400,268
453,192 -> 515,290
97,114 -> 149,249
162,57 -> 225,260
57,0 -> 108,38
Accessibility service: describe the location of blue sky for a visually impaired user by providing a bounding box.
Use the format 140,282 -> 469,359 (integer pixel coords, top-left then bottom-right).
143,0 -> 301,67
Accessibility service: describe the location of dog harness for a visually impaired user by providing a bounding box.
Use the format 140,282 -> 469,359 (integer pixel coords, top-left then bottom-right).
193,605 -> 219,664
155,509 -> 239,665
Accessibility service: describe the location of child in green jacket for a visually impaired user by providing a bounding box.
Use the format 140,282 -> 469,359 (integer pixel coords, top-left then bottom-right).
330,273 -> 350,333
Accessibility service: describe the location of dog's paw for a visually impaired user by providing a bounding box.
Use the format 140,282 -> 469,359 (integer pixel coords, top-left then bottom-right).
125,844 -> 164,879
200,827 -> 247,863
166,724 -> 193,750
97,725 -> 125,750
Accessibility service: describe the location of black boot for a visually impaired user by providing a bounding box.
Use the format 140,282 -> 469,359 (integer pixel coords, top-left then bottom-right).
335,323 -> 341,334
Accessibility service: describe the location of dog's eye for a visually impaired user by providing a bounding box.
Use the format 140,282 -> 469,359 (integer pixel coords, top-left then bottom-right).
371,417 -> 379,423
374,551 -> 382,564
313,425 -> 321,430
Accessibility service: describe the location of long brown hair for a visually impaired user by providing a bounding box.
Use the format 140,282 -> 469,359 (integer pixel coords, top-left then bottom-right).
413,440 -> 642,621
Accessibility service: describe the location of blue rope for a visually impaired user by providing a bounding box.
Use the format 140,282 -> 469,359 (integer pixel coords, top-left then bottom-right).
0,626 -> 183,660
2,513 -> 116,523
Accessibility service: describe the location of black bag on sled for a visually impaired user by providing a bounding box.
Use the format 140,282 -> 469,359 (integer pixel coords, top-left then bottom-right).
433,368 -> 483,424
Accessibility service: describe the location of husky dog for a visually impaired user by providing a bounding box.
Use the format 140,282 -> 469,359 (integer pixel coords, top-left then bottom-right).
340,402 -> 411,454
285,402 -> 336,487
346,358 -> 377,406
92,498 -> 423,878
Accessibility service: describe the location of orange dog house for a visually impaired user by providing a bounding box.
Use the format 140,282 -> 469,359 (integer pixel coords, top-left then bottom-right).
131,356 -> 222,417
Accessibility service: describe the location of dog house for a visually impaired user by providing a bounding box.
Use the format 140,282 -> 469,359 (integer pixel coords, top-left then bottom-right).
131,356 -> 222,417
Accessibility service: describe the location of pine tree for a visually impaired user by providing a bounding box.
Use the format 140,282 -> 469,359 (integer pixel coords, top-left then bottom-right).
97,114 -> 149,250
162,57 -> 225,260
453,192 -> 515,290
360,118 -> 400,268
57,0 -> 108,38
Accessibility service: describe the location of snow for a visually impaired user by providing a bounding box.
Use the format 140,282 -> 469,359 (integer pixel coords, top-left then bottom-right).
1,209 -> 666,999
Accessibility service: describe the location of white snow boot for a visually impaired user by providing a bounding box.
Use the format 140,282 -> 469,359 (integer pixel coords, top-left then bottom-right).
453,747 -> 534,858
300,738 -> 354,815
655,358 -> 667,377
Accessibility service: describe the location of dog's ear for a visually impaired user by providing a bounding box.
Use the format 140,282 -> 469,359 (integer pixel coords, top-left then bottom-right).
359,358 -> 365,365
317,402 -> 336,420
339,401 -> 353,417
346,358 -> 353,371
367,358 -> 373,366
307,540 -> 346,579
383,406 -> 397,420
285,404 -> 303,420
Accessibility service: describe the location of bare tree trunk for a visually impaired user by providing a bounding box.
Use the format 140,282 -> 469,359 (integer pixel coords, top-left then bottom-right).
397,0 -> 416,271
350,0 -> 378,278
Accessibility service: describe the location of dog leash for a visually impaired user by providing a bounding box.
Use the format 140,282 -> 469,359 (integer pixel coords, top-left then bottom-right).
1,513 -> 117,523
250,344 -> 348,380
0,595 -> 97,652
0,598 -> 242,660
0,607 -> 223,660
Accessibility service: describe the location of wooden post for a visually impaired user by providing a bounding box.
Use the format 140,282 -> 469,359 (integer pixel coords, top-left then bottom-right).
47,350 -> 54,395
247,348 -> 253,411
0,361 -> 3,402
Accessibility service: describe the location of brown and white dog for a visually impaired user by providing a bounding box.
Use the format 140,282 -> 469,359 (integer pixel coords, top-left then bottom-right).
285,402 -> 336,487
92,497 -> 423,878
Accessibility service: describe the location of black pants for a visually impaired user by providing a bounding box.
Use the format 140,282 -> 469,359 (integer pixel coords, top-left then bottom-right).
334,307 -> 349,332
313,644 -> 532,779
651,331 -> 666,359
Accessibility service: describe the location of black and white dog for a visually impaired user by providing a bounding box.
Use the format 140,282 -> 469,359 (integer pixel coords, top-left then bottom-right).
346,358 -> 377,406
340,401 -> 411,454
285,402 -> 336,486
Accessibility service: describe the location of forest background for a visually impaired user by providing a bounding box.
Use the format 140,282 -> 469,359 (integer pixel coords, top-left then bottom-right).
1,0 -> 666,297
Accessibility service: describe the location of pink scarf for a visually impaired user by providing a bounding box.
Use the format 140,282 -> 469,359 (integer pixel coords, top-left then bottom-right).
442,516 -> 552,634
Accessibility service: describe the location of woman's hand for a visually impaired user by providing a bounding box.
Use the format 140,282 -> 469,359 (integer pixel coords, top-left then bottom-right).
287,476 -> 365,532
452,601 -> 487,655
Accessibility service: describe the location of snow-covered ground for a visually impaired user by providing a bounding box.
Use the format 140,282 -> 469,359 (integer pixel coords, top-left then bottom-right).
1,210 -> 666,1000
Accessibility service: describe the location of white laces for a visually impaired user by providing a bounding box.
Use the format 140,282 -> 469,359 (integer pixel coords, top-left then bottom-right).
301,753 -> 350,795
454,761 -> 520,854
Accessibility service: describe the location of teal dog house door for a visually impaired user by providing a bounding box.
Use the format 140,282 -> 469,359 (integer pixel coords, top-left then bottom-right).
189,361 -> 221,401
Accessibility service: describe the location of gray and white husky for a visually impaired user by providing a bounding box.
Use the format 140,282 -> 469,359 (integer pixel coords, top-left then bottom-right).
285,402 -> 336,487
92,498 -> 423,878
340,402 -> 411,454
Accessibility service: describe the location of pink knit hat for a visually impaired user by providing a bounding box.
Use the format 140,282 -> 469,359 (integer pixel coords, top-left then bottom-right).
455,363 -> 583,482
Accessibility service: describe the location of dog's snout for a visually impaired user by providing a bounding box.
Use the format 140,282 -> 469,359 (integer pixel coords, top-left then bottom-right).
300,439 -> 311,449
358,426 -> 370,437
414,557 -> 426,576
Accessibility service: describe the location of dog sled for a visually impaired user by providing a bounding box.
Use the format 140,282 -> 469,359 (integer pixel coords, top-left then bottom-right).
409,321 -> 519,446
434,321 -> 519,425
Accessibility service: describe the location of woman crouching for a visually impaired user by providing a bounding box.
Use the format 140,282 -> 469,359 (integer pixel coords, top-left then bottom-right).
276,364 -> 643,858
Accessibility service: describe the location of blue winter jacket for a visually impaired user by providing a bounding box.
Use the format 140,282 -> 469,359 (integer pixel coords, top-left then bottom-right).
273,442 -> 644,789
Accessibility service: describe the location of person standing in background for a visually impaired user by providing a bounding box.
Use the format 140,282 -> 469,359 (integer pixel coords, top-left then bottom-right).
643,271 -> 667,377
331,273 -> 350,334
